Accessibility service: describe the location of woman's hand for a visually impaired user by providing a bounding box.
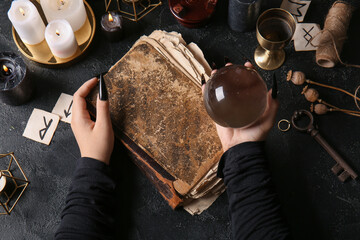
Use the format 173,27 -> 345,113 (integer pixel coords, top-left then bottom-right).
203,62 -> 279,152
71,77 -> 114,165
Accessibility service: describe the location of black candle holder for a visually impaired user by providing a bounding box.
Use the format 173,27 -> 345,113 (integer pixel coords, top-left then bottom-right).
101,11 -> 124,41
0,52 -> 34,106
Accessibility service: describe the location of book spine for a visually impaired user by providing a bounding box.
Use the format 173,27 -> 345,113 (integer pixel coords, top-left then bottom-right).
119,133 -> 183,209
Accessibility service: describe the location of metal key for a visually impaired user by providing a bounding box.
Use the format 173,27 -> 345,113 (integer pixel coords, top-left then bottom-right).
291,110 -> 358,182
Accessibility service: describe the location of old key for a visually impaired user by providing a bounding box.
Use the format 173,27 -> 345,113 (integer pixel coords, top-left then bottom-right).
291,110 -> 358,182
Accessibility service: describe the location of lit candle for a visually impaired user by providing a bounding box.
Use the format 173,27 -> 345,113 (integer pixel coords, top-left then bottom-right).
7,0 -> 46,45
3,65 -> 10,76
0,172 -> 6,193
40,0 -> 87,32
0,52 -> 33,106
45,20 -> 78,59
101,11 -> 123,42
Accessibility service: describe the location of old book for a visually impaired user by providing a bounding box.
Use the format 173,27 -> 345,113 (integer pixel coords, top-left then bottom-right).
87,31 -> 225,214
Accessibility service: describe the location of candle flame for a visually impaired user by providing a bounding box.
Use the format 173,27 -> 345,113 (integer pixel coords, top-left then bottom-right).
108,13 -> 114,22
3,65 -> 9,73
56,30 -> 60,36
19,7 -> 25,16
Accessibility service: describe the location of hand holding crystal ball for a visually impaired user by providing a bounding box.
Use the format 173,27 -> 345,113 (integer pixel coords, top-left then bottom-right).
203,64 -> 268,128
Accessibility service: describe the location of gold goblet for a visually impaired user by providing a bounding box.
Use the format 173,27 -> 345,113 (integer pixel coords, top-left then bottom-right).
254,8 -> 296,70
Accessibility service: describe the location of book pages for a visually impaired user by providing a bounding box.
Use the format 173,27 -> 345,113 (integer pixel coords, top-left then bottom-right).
91,30 -> 225,215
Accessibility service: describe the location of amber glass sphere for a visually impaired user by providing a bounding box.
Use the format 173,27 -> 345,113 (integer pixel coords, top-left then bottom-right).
203,65 -> 268,128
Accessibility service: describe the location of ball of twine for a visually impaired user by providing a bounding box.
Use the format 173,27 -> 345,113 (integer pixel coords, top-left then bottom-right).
315,1 -> 355,68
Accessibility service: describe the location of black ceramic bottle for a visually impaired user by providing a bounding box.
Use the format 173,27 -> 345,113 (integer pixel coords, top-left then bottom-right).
228,0 -> 262,32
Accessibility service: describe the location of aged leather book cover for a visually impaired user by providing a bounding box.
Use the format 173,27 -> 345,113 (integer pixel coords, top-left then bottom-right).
87,40 -> 223,209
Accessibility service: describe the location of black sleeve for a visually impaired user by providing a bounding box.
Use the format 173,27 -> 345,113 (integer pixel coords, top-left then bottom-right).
55,157 -> 116,240
217,142 -> 290,240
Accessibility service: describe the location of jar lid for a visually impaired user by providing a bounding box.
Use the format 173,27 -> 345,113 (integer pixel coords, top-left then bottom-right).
169,0 -> 217,28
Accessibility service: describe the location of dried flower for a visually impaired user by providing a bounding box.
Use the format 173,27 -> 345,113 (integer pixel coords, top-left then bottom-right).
314,103 -> 329,115
286,70 -> 292,81
287,70 -> 306,85
302,85 -> 319,102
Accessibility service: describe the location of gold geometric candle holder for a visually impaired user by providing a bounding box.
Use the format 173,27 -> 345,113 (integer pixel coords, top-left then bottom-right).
0,153 -> 29,215
105,0 -> 162,22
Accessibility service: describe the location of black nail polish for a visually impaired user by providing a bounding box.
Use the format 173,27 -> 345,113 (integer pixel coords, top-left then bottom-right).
224,56 -> 231,64
211,62 -> 217,70
99,73 -> 108,101
272,72 -> 278,99
201,74 -> 206,85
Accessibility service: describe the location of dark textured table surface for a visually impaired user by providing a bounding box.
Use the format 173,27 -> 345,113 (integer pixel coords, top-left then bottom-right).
1,0 -> 360,239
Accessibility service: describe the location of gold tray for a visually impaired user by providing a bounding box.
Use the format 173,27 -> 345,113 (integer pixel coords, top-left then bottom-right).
12,0 -> 96,67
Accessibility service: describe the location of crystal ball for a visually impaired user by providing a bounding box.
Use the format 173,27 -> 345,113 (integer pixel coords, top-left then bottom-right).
203,64 -> 268,128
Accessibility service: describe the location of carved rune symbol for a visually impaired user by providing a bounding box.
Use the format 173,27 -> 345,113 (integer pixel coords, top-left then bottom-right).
64,100 -> 73,118
287,0 -> 307,17
39,116 -> 53,140
303,26 -> 314,47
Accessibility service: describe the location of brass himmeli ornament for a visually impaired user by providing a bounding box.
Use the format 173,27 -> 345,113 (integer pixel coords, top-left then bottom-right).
104,0 -> 162,22
0,153 -> 29,215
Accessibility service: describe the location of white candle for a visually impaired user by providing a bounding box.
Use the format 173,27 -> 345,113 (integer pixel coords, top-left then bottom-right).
7,0 -> 46,45
45,20 -> 78,59
40,0 -> 87,32
0,174 -> 6,192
